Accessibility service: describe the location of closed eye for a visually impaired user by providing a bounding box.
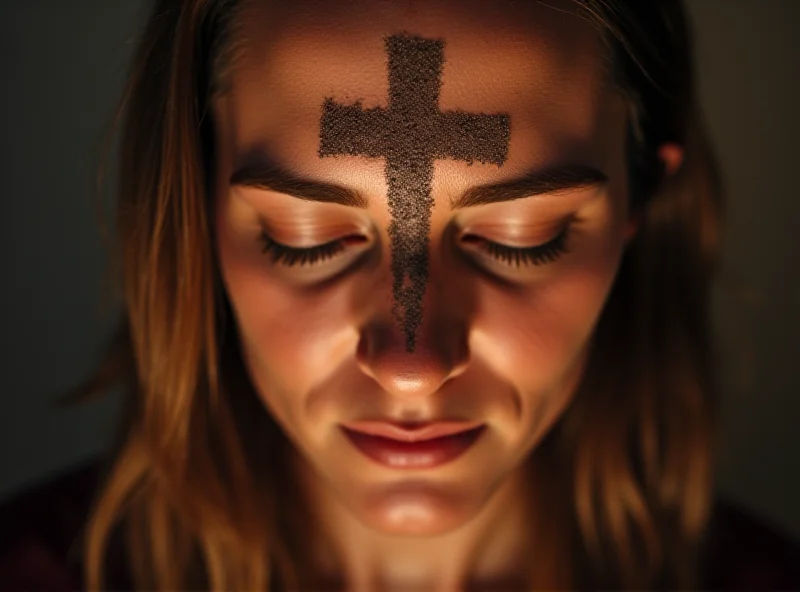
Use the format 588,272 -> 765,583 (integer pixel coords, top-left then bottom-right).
258,226 -> 570,269
461,227 -> 569,267
259,231 -> 352,267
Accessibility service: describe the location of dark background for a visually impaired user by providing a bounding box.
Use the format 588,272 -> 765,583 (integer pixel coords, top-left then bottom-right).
1,1 -> 798,540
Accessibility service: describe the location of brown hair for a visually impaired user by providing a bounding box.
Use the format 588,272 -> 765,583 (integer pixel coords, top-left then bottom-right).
60,0 -> 723,589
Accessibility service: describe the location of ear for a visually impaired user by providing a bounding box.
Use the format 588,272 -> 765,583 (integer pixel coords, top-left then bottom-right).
658,142 -> 685,177
624,142 -> 686,244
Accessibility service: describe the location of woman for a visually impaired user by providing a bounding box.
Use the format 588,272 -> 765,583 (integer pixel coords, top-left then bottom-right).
48,0 -> 727,589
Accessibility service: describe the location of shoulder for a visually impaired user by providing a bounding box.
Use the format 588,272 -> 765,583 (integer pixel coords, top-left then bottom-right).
0,459 -> 103,591
699,496 -> 800,590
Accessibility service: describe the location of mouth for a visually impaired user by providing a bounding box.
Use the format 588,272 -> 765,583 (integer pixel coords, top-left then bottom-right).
340,422 -> 486,469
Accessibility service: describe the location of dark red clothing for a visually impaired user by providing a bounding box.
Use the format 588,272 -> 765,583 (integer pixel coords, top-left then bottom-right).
1,458 -> 798,590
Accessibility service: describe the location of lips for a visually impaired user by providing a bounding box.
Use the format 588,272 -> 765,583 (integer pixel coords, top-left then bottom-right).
340,421 -> 486,469
340,420 -> 485,442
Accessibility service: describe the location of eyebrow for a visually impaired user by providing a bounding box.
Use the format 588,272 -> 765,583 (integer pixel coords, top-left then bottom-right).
229,161 -> 608,210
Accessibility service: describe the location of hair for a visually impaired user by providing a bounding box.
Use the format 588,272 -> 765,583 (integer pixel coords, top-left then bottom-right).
60,0 -> 723,589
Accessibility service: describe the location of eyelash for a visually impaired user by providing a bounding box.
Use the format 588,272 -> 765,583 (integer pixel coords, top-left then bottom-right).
259,226 -> 570,269
259,232 -> 348,267
464,227 -> 570,267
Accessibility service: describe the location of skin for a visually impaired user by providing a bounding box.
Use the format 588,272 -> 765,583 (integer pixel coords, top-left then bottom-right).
213,0 -> 683,589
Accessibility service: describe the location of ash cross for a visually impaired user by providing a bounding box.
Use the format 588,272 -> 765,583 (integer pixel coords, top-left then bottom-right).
319,33 -> 510,353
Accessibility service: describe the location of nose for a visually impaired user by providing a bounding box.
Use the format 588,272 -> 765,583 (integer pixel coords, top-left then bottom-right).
354,216 -> 474,409
356,301 -> 470,403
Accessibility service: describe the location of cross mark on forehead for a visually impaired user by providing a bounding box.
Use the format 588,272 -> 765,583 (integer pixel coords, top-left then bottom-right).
318,32 -> 511,353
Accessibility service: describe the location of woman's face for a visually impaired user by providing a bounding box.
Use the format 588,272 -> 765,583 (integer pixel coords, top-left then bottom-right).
214,0 -> 633,536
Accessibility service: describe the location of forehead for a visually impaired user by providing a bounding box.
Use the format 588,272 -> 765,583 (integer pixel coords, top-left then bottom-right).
220,0 -> 621,181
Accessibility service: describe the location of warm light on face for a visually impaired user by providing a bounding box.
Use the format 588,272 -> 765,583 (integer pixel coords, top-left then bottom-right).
213,0 -> 632,539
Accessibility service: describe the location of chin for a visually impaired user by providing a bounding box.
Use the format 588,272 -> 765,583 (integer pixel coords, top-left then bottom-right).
351,482 -> 483,537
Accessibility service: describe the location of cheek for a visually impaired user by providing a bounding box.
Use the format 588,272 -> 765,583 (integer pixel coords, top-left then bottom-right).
473,225 -> 624,399
215,211 -> 355,422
